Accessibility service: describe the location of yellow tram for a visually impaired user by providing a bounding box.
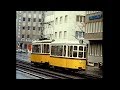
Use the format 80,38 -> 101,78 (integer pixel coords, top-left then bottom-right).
30,40 -> 87,71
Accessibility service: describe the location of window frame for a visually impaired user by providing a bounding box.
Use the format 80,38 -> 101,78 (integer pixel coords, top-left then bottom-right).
65,15 -> 68,23
23,17 -> 25,21
32,43 -> 50,54
50,44 -> 86,59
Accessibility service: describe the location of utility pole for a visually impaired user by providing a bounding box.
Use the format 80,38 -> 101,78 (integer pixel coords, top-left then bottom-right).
40,11 -> 45,39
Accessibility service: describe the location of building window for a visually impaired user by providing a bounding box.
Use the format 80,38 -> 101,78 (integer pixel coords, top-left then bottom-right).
88,23 -> 90,33
93,23 -> 95,33
33,27 -> 35,30
101,22 -> 103,32
92,23 -> 94,33
28,11 -> 31,13
91,23 -> 93,33
64,31 -> 67,39
76,15 -> 79,22
27,35 -> 29,38
82,16 -> 85,22
38,27 -> 40,31
23,17 -> 25,21
55,32 -> 57,38
76,15 -> 85,22
94,43 -> 97,56
90,44 -> 92,55
39,19 -> 41,22
28,18 -> 30,21
55,18 -> 58,24
59,31 -> 62,39
60,16 -> 63,24
80,16 -> 82,22
96,22 -> 98,33
85,23 -> 88,33
75,31 -> 82,38
65,15 -> 68,23
23,27 -> 25,29
100,44 -> 102,56
33,18 -> 36,22
22,34 -> 24,38
99,22 -> 101,32
28,26 -> 30,30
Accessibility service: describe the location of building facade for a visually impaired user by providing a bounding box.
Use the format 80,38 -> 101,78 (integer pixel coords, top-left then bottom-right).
43,11 -> 86,42
84,11 -> 103,67
16,11 -> 22,48
17,11 -> 44,51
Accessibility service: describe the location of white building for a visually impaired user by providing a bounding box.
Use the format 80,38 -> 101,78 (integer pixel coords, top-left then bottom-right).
44,11 -> 86,44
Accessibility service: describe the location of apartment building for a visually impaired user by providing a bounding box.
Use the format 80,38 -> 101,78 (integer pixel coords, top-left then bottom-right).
17,11 -> 43,51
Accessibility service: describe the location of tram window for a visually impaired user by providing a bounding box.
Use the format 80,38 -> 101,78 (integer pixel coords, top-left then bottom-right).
46,44 -> 49,53
54,46 -> 58,56
32,45 -> 39,53
74,46 -> 77,50
44,44 -> 46,53
84,52 -> 86,58
36,45 -> 39,53
68,46 -> 70,57
70,46 -> 73,57
57,46 -> 63,56
38,45 -> 41,53
79,46 -> 83,51
84,47 -> 86,51
42,44 -> 49,53
51,46 -> 55,55
32,45 -> 35,53
42,44 -> 44,53
78,52 -> 83,58
73,51 -> 77,57
64,45 -> 66,56
51,45 -> 63,56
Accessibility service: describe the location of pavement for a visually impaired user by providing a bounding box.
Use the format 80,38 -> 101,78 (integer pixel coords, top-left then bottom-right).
16,70 -> 39,79
79,66 -> 103,78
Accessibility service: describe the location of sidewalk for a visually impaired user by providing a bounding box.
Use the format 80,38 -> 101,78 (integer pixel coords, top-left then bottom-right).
79,65 -> 103,78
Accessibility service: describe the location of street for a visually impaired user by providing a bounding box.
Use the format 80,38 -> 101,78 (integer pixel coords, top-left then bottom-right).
16,52 -> 102,79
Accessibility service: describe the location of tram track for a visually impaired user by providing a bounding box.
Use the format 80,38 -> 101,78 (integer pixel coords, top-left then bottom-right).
16,60 -> 83,79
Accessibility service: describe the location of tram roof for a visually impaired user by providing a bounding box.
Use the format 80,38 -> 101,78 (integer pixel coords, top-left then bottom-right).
32,40 -> 53,44
51,40 -> 86,45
